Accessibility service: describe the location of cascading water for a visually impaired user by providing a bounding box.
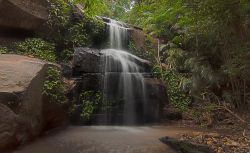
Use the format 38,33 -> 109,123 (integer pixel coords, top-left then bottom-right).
102,19 -> 147,124
108,20 -> 128,50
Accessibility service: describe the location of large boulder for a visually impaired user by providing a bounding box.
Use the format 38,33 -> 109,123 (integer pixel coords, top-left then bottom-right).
0,0 -> 49,45
0,104 -> 18,151
0,0 -> 48,30
73,48 -> 103,73
0,54 -> 66,151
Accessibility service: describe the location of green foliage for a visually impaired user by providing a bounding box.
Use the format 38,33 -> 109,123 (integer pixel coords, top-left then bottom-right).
124,0 -> 250,111
67,16 -> 105,47
164,70 -> 191,112
47,0 -> 70,28
60,49 -> 74,62
72,0 -> 112,17
69,90 -> 124,120
124,0 -> 185,37
166,47 -> 187,71
14,38 -> 56,62
43,67 -> 67,104
108,0 -> 133,19
128,39 -> 155,62
0,46 -> 8,54
153,65 -> 191,112
152,65 -> 162,79
45,0 -> 106,61
78,91 -> 103,119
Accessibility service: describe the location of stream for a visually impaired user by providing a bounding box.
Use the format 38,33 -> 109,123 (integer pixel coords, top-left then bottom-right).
13,126 -> 192,153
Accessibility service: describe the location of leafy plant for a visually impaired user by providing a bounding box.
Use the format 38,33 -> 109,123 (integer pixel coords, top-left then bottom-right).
78,90 -> 103,120
70,90 -> 124,120
125,0 -> 250,111
60,49 -> 74,62
164,70 -> 191,112
153,65 -> 191,112
43,67 -> 67,104
47,0 -> 70,32
72,0 -> 112,17
67,16 -> 105,48
45,0 -> 106,62
0,46 -> 8,54
14,38 -> 56,62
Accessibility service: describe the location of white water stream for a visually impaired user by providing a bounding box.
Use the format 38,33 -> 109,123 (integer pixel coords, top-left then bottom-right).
102,19 -> 147,124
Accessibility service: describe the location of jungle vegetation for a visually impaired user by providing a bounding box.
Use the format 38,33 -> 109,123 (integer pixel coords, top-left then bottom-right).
124,0 -> 250,125
1,0 -> 249,125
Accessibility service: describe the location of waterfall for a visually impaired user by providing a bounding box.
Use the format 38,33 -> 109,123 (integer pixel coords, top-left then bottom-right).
108,20 -> 129,50
102,19 -> 147,124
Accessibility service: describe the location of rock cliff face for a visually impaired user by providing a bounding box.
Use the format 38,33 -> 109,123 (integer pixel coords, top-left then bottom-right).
0,55 -> 66,151
0,0 -> 49,45
0,0 -> 48,30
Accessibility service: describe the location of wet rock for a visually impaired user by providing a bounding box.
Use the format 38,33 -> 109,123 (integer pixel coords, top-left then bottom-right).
80,73 -> 103,91
73,47 -> 102,73
103,50 -> 152,73
73,47 -> 151,74
144,78 -> 167,100
98,74 -> 167,122
60,62 -> 73,78
102,74 -> 167,100
143,78 -> 168,121
0,54 -> 67,150
102,72 -> 149,99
